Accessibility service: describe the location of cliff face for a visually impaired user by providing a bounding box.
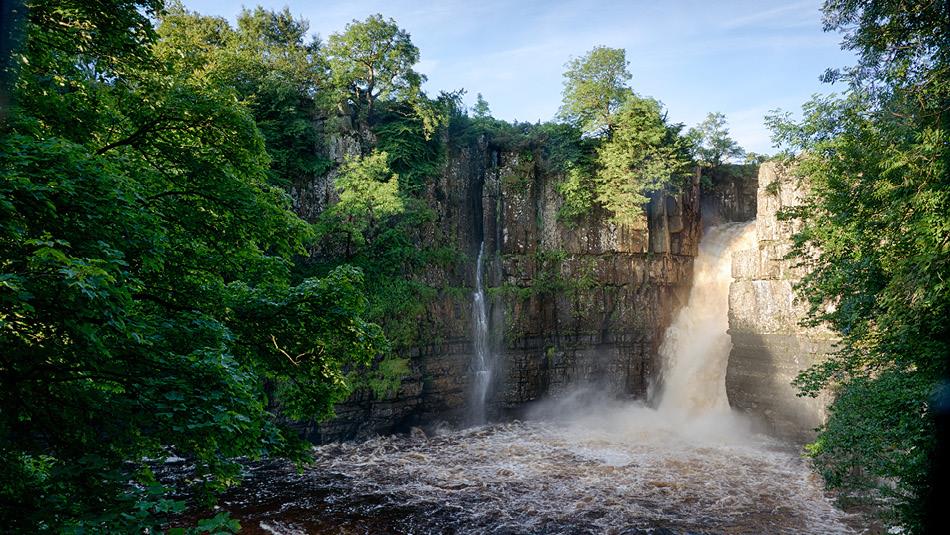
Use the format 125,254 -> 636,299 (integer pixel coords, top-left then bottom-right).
302,136 -> 703,441
700,164 -> 759,225
726,162 -> 834,441
487,153 -> 701,413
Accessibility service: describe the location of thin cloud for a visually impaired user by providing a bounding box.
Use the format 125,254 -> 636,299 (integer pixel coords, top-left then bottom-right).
720,1 -> 816,30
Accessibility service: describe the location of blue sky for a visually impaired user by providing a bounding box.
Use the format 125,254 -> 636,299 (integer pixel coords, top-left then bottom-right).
182,0 -> 854,154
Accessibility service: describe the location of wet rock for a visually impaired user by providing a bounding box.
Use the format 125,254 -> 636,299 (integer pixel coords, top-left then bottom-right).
288,133 -> 704,441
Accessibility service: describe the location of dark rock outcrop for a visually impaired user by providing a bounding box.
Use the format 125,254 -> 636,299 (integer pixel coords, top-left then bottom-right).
298,136 -> 703,442
701,164 -> 758,225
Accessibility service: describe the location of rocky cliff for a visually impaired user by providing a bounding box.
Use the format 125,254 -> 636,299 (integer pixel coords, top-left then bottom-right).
302,134 -> 703,441
726,162 -> 834,441
700,164 -> 759,225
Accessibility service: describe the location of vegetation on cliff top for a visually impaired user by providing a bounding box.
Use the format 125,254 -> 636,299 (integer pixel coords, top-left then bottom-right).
554,46 -> 694,226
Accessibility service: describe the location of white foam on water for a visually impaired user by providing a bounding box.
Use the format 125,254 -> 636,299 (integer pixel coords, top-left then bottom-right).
302,224 -> 857,533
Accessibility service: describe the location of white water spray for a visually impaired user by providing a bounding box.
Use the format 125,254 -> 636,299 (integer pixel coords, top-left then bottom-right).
657,222 -> 758,416
470,241 -> 492,423
237,223 -> 855,534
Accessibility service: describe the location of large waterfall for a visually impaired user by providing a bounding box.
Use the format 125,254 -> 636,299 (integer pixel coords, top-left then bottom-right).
657,222 -> 757,415
469,241 -> 492,424
205,224 -> 855,534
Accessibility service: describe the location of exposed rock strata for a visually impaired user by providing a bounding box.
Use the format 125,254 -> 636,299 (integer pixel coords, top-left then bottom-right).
700,164 -> 759,225
726,162 -> 834,442
299,135 -> 703,441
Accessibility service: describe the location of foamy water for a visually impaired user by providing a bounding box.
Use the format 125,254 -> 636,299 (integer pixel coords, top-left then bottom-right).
658,222 -> 758,415
293,416 -> 853,534
211,224 -> 856,534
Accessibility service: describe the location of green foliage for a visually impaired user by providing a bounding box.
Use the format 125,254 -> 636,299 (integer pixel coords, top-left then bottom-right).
768,1 -> 950,529
326,14 -> 423,120
686,112 -> 745,167
558,46 -> 631,137
1,1 -> 387,531
552,48 -> 691,225
373,99 -> 448,194
317,151 -> 404,256
472,92 -> 491,118
556,164 -> 595,223
156,5 -> 332,190
593,95 -> 692,225
806,370 -> 934,525
311,150 -> 456,351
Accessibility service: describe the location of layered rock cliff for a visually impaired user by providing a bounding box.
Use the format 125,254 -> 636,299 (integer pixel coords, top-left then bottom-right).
700,164 -> 759,225
301,135 -> 704,440
726,162 -> 834,441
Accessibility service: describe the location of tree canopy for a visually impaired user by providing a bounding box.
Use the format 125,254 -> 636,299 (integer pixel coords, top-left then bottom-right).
557,46 -> 632,137
326,14 -> 423,121
553,46 -> 691,225
472,92 -> 491,119
687,112 -> 745,167
768,0 -> 949,530
592,95 -> 692,224
1,1 -> 389,531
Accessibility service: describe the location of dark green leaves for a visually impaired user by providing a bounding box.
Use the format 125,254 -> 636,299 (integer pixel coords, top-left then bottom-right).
1,2 -> 387,531
769,2 -> 950,529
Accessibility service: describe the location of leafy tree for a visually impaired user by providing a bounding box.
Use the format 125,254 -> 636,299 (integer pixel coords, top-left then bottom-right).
157,5 -> 446,379
593,95 -> 692,224
557,46 -> 632,137
1,1 -> 387,531
156,5 -> 332,190
472,92 -> 491,118
235,5 -> 308,47
552,48 -> 690,225
686,112 -> 744,167
768,0 -> 949,530
326,14 -> 423,121
316,151 -> 404,258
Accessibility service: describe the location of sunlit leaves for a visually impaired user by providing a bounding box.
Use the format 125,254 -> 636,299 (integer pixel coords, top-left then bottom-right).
769,1 -> 950,529
558,46 -> 631,138
1,2 -> 387,531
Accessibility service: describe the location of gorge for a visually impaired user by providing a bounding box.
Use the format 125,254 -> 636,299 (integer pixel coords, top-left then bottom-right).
186,173 -> 853,533
304,141 -> 826,448
8,2 -> 943,532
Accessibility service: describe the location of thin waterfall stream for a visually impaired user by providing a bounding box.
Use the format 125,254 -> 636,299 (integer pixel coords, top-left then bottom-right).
470,241 -> 492,424
172,224 -> 857,534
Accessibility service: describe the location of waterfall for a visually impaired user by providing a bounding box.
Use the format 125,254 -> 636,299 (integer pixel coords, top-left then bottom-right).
229,221 -> 855,534
470,241 -> 492,424
657,222 -> 757,415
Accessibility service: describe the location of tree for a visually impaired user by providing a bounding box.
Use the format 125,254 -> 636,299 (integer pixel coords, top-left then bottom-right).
326,14 -> 423,121
593,95 -> 692,224
557,46 -> 632,137
156,5 -> 332,190
316,151 -> 404,258
686,112 -> 744,167
472,92 -> 491,118
553,47 -> 690,225
1,1 -> 387,531
767,0 -> 949,530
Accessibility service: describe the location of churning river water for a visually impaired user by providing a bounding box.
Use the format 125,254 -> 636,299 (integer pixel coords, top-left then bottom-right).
182,224 -> 857,534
